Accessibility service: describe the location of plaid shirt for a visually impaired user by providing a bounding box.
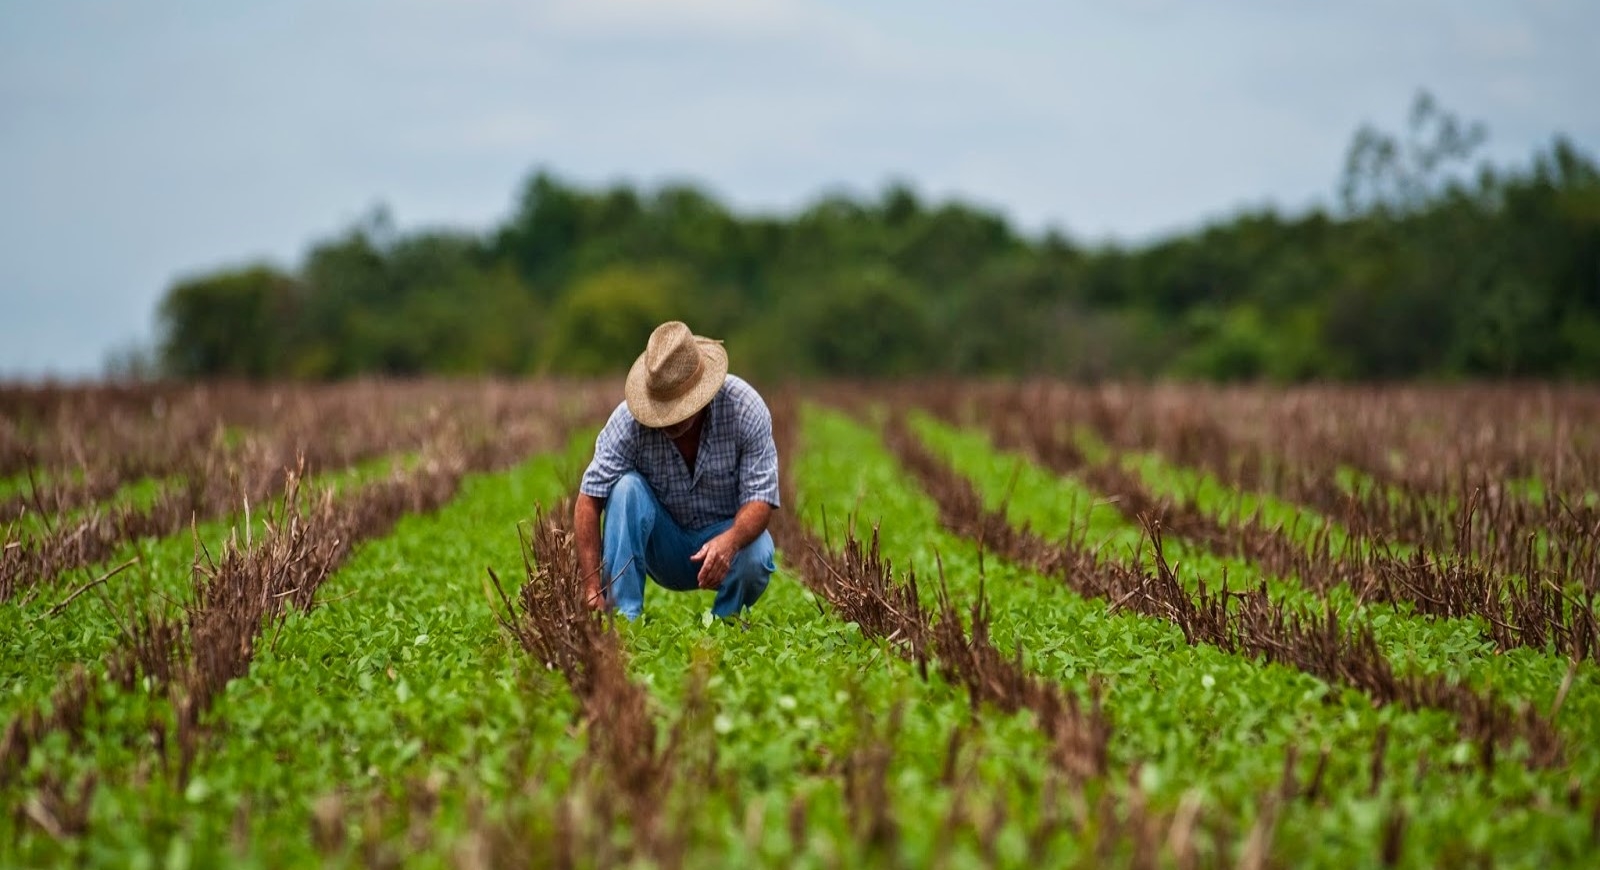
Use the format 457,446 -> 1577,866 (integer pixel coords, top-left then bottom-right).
579,375 -> 781,530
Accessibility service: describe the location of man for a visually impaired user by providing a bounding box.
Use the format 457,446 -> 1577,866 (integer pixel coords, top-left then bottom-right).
575,320 -> 780,620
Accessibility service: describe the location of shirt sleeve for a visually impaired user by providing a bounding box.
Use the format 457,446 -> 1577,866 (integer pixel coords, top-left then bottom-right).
737,394 -> 781,509
579,403 -> 638,499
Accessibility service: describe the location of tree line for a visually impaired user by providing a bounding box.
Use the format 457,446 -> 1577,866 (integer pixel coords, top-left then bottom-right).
155,93 -> 1600,382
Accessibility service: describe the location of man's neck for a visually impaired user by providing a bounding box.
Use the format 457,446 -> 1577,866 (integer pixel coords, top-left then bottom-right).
670,412 -> 705,472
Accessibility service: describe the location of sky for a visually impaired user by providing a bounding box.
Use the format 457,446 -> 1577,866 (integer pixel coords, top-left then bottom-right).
2,0 -> 1597,379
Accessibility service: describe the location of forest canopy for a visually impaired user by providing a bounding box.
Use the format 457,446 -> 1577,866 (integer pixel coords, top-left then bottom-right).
156,94 -> 1600,382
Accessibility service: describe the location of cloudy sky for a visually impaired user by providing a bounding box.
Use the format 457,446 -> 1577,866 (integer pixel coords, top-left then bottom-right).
3,0 -> 1596,379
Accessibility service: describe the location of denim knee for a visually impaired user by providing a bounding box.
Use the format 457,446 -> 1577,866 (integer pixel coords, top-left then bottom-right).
748,532 -> 775,571
734,530 -> 776,576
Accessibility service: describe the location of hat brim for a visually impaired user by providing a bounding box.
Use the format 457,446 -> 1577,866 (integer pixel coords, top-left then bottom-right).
623,338 -> 728,428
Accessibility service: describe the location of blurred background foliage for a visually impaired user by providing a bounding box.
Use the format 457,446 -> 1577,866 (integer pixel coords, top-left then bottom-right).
156,94 -> 1600,382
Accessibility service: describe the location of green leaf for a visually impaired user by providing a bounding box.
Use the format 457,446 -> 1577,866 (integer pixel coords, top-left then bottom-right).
184,776 -> 211,803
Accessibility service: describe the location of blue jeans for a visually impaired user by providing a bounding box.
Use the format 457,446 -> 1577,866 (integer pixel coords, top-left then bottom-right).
602,473 -> 775,619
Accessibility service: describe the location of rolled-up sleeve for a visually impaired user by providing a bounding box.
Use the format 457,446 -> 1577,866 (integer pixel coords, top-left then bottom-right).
737,398 -> 781,509
580,403 -> 638,500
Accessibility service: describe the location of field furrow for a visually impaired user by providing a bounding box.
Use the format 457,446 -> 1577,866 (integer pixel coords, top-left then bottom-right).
0,422 -> 593,866
888,409 -> 1569,766
911,410 -> 1600,761
946,386 -> 1600,666
957,383 -> 1600,580
0,382 -> 583,604
802,403 -> 1597,866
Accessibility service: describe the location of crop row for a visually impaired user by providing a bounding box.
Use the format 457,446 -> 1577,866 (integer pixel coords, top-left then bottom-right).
793,400 -> 1599,864
0,381 -> 586,544
3,384 -> 1598,867
898,407 -> 1600,776
881,409 -> 1564,769
937,383 -> 1600,577
925,385 -> 1600,663
1,389 -> 599,866
1,385 -> 602,723
1,382 -> 596,606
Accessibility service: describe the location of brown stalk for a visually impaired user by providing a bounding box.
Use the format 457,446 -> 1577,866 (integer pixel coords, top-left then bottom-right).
3,386 -> 593,813
878,409 -> 1564,772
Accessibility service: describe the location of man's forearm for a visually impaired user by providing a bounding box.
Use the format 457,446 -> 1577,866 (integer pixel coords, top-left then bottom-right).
723,501 -> 774,550
574,494 -> 605,589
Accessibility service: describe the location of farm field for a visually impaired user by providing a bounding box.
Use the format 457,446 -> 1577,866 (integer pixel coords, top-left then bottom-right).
2,380 -> 1598,868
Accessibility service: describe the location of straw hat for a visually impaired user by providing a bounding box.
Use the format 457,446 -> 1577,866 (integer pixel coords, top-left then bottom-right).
624,321 -> 729,428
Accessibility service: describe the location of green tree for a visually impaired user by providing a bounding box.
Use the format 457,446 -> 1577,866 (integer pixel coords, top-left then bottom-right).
398,264 -> 541,375
539,265 -> 684,374
777,266 -> 932,377
494,171 -> 587,299
158,265 -> 297,378
296,218 -> 394,376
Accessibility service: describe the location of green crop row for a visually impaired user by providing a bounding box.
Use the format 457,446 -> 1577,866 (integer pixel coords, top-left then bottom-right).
0,451 -> 427,749
1,435 -> 593,868
813,406 -> 1594,867
921,413 -> 1597,694
1042,420 -> 1600,763
6,476 -> 180,542
0,468 -> 78,501
617,530 -> 1080,866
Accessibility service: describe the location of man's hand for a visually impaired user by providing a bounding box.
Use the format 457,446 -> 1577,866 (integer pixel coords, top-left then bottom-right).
692,501 -> 774,590
582,579 -> 608,611
691,532 -> 739,589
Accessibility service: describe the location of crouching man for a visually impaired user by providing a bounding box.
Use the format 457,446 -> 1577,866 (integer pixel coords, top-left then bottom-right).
575,321 -> 780,619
